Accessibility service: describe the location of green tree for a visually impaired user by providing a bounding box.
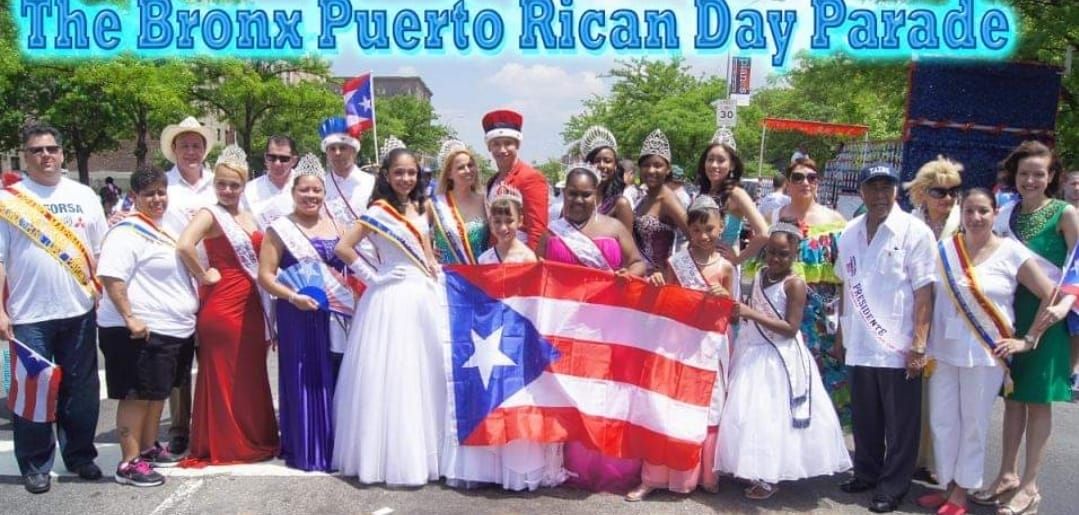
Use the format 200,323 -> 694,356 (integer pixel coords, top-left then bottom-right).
190,58 -> 339,172
533,159 -> 564,185
563,58 -> 727,175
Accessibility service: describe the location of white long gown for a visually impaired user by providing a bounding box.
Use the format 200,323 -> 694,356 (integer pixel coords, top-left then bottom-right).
716,272 -> 851,483
333,216 -> 447,486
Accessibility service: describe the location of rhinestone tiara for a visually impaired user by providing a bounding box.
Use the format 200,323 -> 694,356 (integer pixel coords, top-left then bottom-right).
565,161 -> 600,184
436,138 -> 469,170
640,129 -> 671,163
215,144 -> 248,172
710,127 -> 737,150
294,153 -> 326,180
688,194 -> 720,212
379,135 -> 407,162
488,181 -> 523,205
580,125 -> 618,157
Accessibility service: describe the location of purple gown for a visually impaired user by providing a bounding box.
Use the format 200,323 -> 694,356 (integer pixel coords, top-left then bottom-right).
546,236 -> 644,494
276,237 -> 344,472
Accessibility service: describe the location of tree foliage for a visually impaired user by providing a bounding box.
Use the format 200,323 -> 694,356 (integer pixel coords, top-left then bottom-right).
357,94 -> 453,166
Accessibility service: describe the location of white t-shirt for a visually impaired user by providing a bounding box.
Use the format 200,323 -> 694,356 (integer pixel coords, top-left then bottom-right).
929,238 -> 1033,368
163,165 -> 216,234
836,205 -> 937,368
324,165 -> 376,226
242,171 -> 295,229
96,223 -> 198,338
0,177 -> 107,323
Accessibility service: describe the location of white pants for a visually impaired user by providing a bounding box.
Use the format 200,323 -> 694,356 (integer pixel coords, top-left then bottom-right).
928,362 -> 1005,489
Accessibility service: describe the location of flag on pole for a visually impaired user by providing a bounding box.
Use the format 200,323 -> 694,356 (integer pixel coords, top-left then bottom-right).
343,73 -> 375,138
6,338 -> 62,423
443,262 -> 732,470
1058,243 -> 1079,312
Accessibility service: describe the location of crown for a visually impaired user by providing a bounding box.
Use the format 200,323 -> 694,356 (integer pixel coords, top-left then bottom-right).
488,182 -> 523,205
710,127 -> 737,150
580,125 -> 618,157
294,153 -> 326,180
640,129 -> 671,163
565,161 -> 600,183
688,194 -> 720,212
379,135 -> 407,162
214,144 -> 248,172
436,138 -> 469,170
770,221 -> 804,240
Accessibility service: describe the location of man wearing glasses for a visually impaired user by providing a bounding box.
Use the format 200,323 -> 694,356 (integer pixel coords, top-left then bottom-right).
243,135 -> 298,229
0,126 -> 108,493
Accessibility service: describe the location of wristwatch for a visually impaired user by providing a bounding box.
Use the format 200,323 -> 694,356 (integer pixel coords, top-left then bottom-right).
910,346 -> 926,355
1023,334 -> 1038,348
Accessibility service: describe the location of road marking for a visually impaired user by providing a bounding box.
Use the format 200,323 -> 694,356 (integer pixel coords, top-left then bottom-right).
150,478 -> 204,515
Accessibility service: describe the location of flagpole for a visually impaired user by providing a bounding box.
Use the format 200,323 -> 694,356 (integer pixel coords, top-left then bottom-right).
370,71 -> 380,165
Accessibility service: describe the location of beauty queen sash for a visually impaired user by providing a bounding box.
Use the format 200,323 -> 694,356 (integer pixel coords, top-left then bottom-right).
358,200 -> 432,276
938,235 -> 1015,393
431,193 -> 476,264
668,249 -> 710,291
750,271 -> 813,429
0,186 -> 99,299
269,217 -> 360,317
205,205 -> 277,340
547,218 -> 612,271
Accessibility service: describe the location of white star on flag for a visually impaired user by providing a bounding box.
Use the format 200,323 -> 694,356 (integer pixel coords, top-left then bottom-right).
463,327 -> 516,390
361,95 -> 372,112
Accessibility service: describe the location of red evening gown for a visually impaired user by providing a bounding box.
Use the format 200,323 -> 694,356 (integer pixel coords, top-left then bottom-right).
183,233 -> 279,467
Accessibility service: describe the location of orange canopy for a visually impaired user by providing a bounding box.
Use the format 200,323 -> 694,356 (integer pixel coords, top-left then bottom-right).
762,117 -> 869,138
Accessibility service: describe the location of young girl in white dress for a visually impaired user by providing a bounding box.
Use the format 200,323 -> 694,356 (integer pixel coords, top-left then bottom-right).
442,185 -> 568,491
332,147 -> 445,486
716,223 -> 851,499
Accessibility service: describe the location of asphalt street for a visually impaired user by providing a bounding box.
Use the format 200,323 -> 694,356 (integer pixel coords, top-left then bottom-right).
2,352 -> 1076,515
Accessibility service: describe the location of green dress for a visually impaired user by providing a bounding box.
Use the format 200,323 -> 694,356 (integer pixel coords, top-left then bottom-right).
1011,199 -> 1073,403
433,217 -> 489,265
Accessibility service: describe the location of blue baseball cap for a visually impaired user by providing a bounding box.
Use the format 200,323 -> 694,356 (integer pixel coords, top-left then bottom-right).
858,162 -> 899,185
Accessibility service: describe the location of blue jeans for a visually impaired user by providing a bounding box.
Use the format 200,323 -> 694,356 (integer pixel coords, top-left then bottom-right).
12,310 -> 100,476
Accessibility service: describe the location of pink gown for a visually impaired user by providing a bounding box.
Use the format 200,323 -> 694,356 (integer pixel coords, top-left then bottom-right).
545,236 -> 643,494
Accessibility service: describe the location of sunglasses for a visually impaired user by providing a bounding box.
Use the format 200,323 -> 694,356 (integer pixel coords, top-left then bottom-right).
928,186 -> 961,199
265,153 -> 293,164
790,171 -> 819,184
27,145 -> 61,156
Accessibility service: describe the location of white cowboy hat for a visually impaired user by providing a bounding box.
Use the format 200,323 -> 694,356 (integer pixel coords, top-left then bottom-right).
160,116 -> 216,164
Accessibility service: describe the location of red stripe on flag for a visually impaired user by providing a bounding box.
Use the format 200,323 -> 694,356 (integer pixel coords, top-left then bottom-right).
447,262 -> 732,333
45,368 -> 62,423
463,405 -> 702,471
22,366 -> 38,421
545,336 -> 715,406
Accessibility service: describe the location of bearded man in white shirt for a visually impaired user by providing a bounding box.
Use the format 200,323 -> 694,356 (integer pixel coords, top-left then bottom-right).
836,163 -> 936,513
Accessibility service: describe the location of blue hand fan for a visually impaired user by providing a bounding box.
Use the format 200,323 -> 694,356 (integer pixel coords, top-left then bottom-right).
277,261 -> 357,316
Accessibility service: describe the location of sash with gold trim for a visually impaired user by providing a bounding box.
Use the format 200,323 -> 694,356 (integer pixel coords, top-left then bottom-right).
547,218 -> 612,271
431,193 -> 477,264
0,186 -> 99,298
938,234 -> 1015,393
269,217 -> 361,317
358,200 -> 432,276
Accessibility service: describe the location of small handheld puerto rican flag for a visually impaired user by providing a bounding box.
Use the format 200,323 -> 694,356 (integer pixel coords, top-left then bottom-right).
343,72 -> 375,138
1058,242 -> 1079,313
7,338 -> 62,423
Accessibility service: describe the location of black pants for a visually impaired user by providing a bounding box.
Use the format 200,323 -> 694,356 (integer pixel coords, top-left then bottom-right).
850,365 -> 922,500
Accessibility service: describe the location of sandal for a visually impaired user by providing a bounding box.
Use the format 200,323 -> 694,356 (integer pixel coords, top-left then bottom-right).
624,485 -> 655,502
744,481 -> 778,500
971,480 -> 1020,506
917,492 -> 948,509
998,491 -> 1041,515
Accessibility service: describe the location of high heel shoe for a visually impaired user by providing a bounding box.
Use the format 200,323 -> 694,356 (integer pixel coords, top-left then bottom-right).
998,492 -> 1041,515
971,482 -> 1019,506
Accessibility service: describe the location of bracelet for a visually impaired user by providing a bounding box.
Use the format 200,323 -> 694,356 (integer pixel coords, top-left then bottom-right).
288,291 -> 297,304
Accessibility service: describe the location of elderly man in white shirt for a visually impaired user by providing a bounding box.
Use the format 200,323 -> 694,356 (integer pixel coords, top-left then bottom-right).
836,163 -> 936,514
157,116 -> 217,456
243,134 -> 297,229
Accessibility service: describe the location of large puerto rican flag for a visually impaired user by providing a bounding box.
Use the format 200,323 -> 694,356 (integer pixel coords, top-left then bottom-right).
343,72 -> 374,138
7,338 -> 62,423
443,262 -> 732,470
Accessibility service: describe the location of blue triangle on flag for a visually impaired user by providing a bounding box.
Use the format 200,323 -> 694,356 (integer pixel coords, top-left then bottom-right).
444,270 -> 560,443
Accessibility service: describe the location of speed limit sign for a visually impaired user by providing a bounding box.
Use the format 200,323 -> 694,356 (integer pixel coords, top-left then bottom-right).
713,99 -> 737,128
